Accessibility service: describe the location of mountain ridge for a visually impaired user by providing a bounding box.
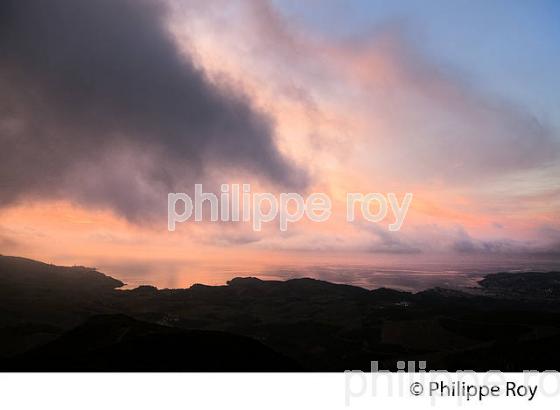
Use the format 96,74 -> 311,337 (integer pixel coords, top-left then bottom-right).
2,254 -> 560,371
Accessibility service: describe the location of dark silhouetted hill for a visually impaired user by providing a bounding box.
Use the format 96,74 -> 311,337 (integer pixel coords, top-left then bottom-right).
0,255 -> 123,291
1,255 -> 560,371
4,314 -> 299,371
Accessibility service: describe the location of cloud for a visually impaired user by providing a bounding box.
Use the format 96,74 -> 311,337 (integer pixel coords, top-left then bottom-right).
189,1 -> 559,184
363,224 -> 421,254
317,27 -> 560,184
0,0 -> 306,219
0,234 -> 19,253
451,225 -> 560,256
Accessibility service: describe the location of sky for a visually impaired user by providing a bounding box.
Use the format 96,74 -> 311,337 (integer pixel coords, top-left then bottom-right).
0,0 -> 559,288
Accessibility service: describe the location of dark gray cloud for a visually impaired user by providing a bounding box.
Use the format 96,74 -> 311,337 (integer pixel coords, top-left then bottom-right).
365,225 -> 422,254
0,0 -> 306,219
451,226 -> 560,256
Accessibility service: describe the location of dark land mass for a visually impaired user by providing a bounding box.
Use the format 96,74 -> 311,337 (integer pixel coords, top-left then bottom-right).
1,255 -> 560,371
